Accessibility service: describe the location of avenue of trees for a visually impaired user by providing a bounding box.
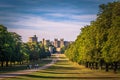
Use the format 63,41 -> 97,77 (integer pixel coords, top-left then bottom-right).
65,1 -> 120,72
0,25 -> 51,67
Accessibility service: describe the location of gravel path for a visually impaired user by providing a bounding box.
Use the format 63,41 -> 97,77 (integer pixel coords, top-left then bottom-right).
0,54 -> 59,79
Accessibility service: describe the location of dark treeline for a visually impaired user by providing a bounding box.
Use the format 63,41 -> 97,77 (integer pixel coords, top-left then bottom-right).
0,25 -> 51,67
65,1 -> 120,73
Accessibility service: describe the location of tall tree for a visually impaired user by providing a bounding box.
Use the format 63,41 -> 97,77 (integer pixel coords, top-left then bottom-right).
65,1 -> 120,72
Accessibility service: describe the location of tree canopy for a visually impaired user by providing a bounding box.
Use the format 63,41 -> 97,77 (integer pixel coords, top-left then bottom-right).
0,25 -> 51,67
65,1 -> 120,72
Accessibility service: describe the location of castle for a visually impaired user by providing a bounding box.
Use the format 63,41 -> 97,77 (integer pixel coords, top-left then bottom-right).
28,35 -> 38,43
28,35 -> 73,53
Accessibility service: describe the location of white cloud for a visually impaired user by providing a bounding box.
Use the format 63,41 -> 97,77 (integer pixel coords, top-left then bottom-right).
44,13 -> 97,22
7,15 -> 85,42
1,12 -> 94,42
45,13 -> 66,17
71,14 -> 97,21
8,27 -> 80,42
30,7 -> 84,14
1,0 -> 114,42
10,15 -> 88,28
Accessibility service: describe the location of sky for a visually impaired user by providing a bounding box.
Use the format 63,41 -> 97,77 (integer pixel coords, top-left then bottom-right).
0,0 -> 116,42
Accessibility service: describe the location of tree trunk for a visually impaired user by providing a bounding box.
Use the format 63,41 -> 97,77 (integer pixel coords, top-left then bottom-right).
100,60 -> 103,70
88,62 -> 90,68
85,62 -> 89,68
95,62 -> 98,69
100,64 -> 103,70
105,63 -> 109,72
90,62 -> 92,69
1,61 -> 4,67
14,62 -> 15,65
113,62 -> 118,73
90,62 -> 93,69
92,62 -> 94,69
6,61 -> 9,67
10,62 -> 12,66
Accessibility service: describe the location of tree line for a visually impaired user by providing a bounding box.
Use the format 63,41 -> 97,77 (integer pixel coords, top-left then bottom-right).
65,1 -> 120,73
0,25 -> 51,67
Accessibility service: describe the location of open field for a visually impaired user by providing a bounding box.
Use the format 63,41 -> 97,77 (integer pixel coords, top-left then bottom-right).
0,58 -> 52,73
1,54 -> 120,80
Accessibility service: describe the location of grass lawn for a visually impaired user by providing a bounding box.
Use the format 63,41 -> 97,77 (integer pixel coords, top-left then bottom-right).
0,58 -> 52,73
2,54 -> 120,80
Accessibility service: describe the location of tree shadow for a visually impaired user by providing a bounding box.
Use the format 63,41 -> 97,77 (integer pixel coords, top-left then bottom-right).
24,74 -> 120,79
47,65 -> 80,71
39,70 -> 93,74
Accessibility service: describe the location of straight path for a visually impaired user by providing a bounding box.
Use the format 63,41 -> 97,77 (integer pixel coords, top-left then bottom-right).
0,54 -> 59,79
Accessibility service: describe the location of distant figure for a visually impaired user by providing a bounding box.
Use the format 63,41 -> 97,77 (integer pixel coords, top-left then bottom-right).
27,64 -> 29,69
36,64 -> 39,68
34,64 -> 37,69
29,64 -> 32,69
34,64 -> 39,69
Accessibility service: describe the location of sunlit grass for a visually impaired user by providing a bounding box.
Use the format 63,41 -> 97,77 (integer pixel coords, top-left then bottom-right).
3,54 -> 120,80
0,58 -> 52,73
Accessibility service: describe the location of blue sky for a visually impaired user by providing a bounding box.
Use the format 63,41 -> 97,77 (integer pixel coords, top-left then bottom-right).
0,0 -> 115,42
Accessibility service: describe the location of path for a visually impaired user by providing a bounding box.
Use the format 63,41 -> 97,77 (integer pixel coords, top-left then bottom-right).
0,54 -> 59,79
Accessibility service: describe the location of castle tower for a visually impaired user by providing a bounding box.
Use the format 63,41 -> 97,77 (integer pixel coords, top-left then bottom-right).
42,38 -> 45,45
60,38 -> 64,48
28,35 -> 38,43
54,38 -> 58,48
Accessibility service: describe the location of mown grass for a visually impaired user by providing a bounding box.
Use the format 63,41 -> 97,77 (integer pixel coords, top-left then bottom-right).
0,58 -> 52,73
2,54 -> 120,80
0,65 -> 27,73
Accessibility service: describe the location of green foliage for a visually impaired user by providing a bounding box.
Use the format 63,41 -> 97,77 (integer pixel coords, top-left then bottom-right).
0,25 -> 27,67
0,25 -> 51,67
65,1 -> 120,72
27,42 -> 51,61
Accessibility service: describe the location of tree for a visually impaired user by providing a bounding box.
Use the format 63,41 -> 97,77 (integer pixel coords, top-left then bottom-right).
65,1 -> 120,72
0,25 -> 9,67
0,25 -> 28,67
102,2 -> 120,72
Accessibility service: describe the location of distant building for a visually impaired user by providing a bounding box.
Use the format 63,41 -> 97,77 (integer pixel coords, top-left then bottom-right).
54,38 -> 65,48
53,38 -> 67,52
54,38 -> 58,48
64,41 -> 70,47
28,35 -> 38,43
49,46 -> 53,53
42,38 -> 50,46
56,47 -> 61,52
42,38 -> 45,45
45,40 -> 50,46
28,36 -> 73,53
51,41 -> 54,46
60,38 -> 64,48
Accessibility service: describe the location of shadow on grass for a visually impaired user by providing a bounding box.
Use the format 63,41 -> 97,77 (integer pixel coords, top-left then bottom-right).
55,60 -> 70,65
0,59 -> 52,73
24,74 -> 120,79
58,57 -> 66,59
0,66 -> 27,73
39,71 -> 93,74
47,65 -> 80,70
56,60 -> 68,62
